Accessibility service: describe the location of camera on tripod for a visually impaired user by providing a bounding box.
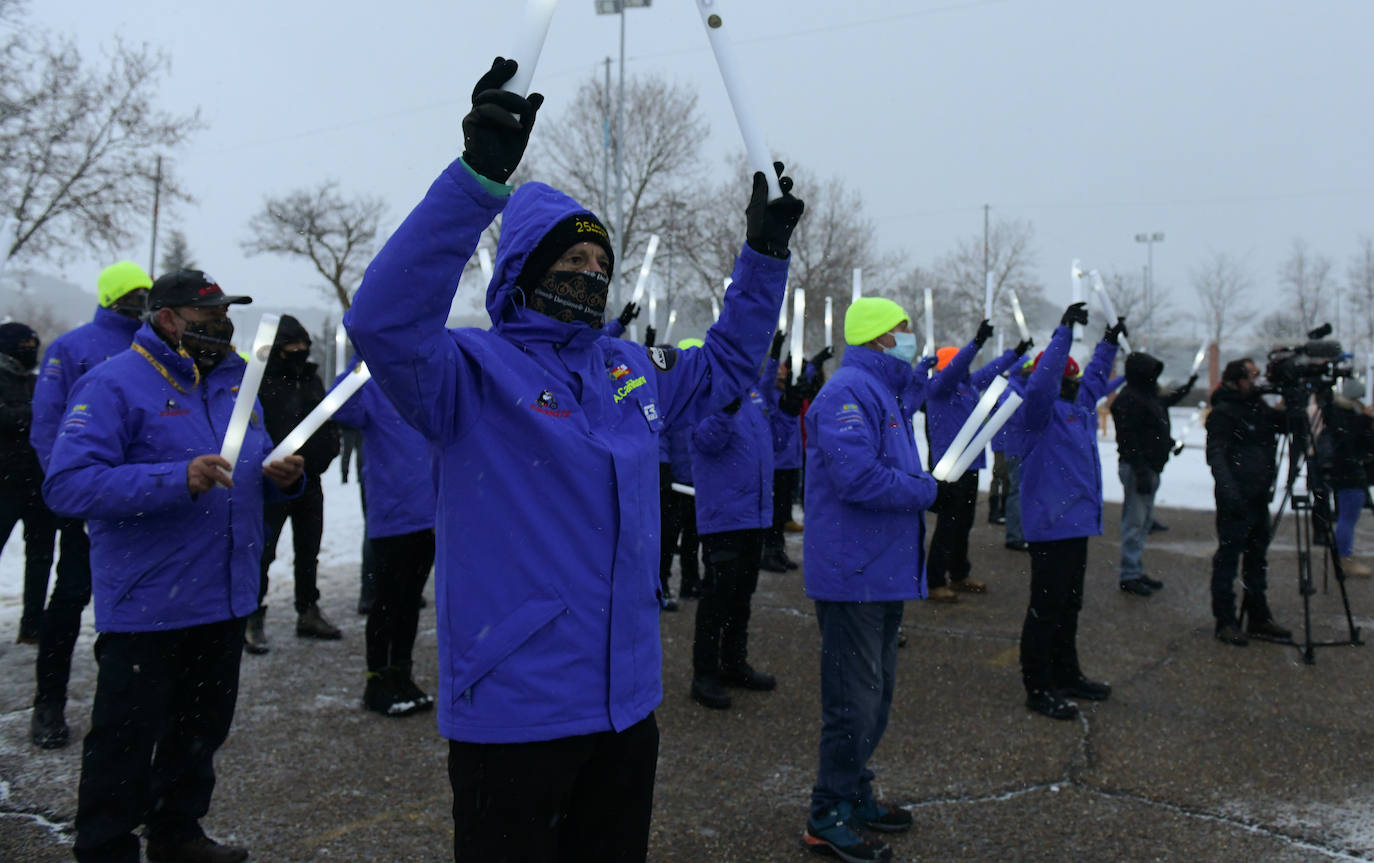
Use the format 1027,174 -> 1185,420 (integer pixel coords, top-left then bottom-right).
1261,323 -> 1351,397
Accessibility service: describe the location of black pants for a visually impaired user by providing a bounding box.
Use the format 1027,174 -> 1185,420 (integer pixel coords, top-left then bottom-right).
0,485 -> 57,638
657,469 -> 699,596
1211,496 -> 1272,626
74,617 -> 246,863
765,467 -> 799,549
448,713 -> 659,862
366,530 -> 435,672
259,477 -> 325,612
926,470 -> 979,588
693,528 -> 763,677
1020,537 -> 1088,693
35,518 -> 92,707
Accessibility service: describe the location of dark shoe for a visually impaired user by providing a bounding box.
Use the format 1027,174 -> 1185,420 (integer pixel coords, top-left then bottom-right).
1026,689 -> 1079,720
803,809 -> 893,862
145,835 -> 248,863
30,702 -> 69,749
1246,617 -> 1293,642
927,586 -> 958,603
296,604 -> 342,640
1055,675 -> 1111,701
396,673 -> 435,713
760,551 -> 789,573
243,609 -> 269,655
951,577 -> 986,594
852,799 -> 913,834
1215,623 -> 1249,646
720,664 -> 776,691
1139,574 -> 1164,591
1149,520 -> 1169,534
363,668 -> 423,717
659,592 -> 680,612
781,551 -> 800,571
680,582 -> 702,599
1119,579 -> 1155,597
690,675 -> 732,709
896,627 -> 907,648
16,631 -> 39,645
1004,539 -> 1029,551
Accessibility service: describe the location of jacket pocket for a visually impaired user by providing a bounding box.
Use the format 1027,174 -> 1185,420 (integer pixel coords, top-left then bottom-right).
449,595 -> 567,707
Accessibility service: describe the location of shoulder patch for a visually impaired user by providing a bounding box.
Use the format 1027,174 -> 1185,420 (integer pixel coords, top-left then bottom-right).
647,346 -> 677,372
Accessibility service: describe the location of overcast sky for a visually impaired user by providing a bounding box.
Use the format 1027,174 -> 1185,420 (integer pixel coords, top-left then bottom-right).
27,0 -> 1374,344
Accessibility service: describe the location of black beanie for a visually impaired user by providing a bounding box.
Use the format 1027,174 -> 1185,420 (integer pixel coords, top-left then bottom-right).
273,314 -> 311,348
516,214 -> 615,291
0,322 -> 37,358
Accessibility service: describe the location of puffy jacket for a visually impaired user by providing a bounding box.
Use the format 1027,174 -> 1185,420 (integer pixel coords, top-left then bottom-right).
803,347 -> 938,601
331,365 -> 436,539
1110,352 -> 1192,475
42,324 -> 298,632
344,159 -> 787,744
259,359 -> 340,478
925,341 -> 1020,472
1205,384 -> 1283,507
690,387 -> 773,535
0,354 -> 42,489
31,306 -> 141,471
1320,395 -> 1374,490
1017,326 -> 1118,542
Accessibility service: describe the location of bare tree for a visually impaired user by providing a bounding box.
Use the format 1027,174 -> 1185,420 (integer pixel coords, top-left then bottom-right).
1192,251 -> 1256,351
928,219 -> 1047,346
1344,236 -> 1374,352
0,4 -> 202,262
159,228 -> 195,273
242,181 -> 386,310
1277,238 -> 1334,334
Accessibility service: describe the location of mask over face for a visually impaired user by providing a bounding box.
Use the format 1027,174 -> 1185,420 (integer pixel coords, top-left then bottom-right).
1059,377 -> 1081,402
526,270 -> 610,328
883,331 -> 918,364
272,348 -> 310,377
10,342 -> 38,371
179,316 -> 235,369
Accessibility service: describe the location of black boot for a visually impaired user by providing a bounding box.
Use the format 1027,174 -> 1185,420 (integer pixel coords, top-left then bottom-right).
244,608 -> 270,655
759,547 -> 789,573
691,675 -> 731,709
30,701 -> 69,749
988,494 -> 1005,525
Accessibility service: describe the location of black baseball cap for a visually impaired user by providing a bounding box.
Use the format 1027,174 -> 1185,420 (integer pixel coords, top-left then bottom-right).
148,269 -> 252,309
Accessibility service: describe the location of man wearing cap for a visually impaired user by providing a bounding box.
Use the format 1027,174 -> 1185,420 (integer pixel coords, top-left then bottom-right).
43,268 -> 305,863
28,261 -> 151,749
344,58 -> 801,861
924,323 -> 1030,602
800,297 -> 938,863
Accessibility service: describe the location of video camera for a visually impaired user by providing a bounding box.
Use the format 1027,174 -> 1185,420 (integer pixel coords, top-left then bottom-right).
1262,323 -> 1351,395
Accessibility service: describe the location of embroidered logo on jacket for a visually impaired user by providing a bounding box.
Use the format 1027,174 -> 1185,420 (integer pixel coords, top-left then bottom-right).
609,363 -> 631,381
161,397 -> 189,418
647,346 -> 677,372
530,389 -> 571,418
614,375 -> 647,403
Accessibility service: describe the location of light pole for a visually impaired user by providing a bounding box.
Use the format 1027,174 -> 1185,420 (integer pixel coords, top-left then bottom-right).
1134,231 -> 1164,347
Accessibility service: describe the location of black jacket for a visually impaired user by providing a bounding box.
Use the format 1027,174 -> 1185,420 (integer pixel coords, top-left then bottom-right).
1318,395 -> 1374,491
1110,353 -> 1192,475
258,359 -> 340,479
1205,385 -> 1284,507
0,354 -> 43,490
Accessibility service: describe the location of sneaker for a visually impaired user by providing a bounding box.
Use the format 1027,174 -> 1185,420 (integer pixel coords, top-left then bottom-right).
1149,520 -> 1169,534
145,834 -> 248,863
1246,617 -> 1292,642
760,551 -> 790,573
397,674 -> 435,712
1055,675 -> 1112,701
1004,539 -> 1029,551
1026,689 -> 1079,720
1119,579 -> 1154,597
927,586 -> 958,603
720,663 -> 776,691
1214,623 -> 1249,646
784,520 -> 805,533
1138,574 -> 1164,590
803,809 -> 893,862
363,669 -> 422,717
296,604 -> 342,640
852,800 -> 913,834
243,609 -> 270,655
30,702 -> 69,749
1340,557 -> 1373,578
951,578 -> 987,594
690,675 -> 732,710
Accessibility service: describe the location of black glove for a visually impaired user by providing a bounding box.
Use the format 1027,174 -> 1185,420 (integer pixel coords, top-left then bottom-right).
770,330 -> 786,361
1104,316 -> 1128,345
745,162 -> 804,259
1186,373 -> 1199,390
644,326 -> 656,347
810,345 -> 834,367
1134,466 -> 1158,495
617,301 -> 640,328
723,397 -> 742,415
974,319 -> 994,347
1060,301 -> 1089,328
461,57 -> 544,183
1014,338 -> 1033,356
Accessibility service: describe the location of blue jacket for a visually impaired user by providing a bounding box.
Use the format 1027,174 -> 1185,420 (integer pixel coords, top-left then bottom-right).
344,159 -> 787,744
42,324 -> 297,632
925,342 -> 1020,472
666,423 -> 694,485
690,386 -> 774,535
331,365 -> 436,539
1016,325 -> 1118,542
760,358 -> 803,470
31,306 -> 141,471
992,368 -> 1032,454
803,347 -> 938,602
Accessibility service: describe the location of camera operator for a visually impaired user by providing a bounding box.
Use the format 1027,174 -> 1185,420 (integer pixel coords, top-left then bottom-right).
1205,358 -> 1292,645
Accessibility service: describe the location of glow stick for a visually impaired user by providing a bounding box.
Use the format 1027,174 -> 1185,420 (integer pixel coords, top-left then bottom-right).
647,278 -> 657,332
943,392 -> 1024,481
503,0 -> 558,99
852,268 -> 862,303
984,271 -> 994,321
824,297 -> 834,348
663,309 -> 678,344
629,234 -> 660,304
477,247 -> 493,284
1071,259 -> 1085,342
778,281 -> 789,331
694,0 -> 781,200
220,314 -> 279,479
711,297 -> 720,322
1190,340 -> 1209,378
264,362 -> 372,466
333,322 -> 347,380
790,287 -> 806,365
1007,288 -> 1031,342
923,286 -> 935,356
671,482 -> 695,497
1089,269 -> 1131,354
1171,401 -> 1208,456
932,376 -> 1008,481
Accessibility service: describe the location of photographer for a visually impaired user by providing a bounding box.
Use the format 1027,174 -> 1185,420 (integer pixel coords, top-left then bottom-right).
1205,358 -> 1292,645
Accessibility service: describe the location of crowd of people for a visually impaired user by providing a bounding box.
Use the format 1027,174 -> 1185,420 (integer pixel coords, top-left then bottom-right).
3,56 -> 1372,863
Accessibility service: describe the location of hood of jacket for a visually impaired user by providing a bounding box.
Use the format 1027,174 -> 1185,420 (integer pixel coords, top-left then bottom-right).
1125,352 -> 1163,389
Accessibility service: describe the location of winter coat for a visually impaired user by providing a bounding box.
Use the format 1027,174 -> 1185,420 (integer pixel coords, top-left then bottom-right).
760,358 -> 803,471
31,306 -> 141,471
690,387 -> 774,535
1321,396 -> 1374,490
259,359 -> 340,478
803,346 -> 939,602
666,423 -> 694,485
1204,385 -> 1284,508
1110,352 -> 1192,475
344,158 -> 787,744
42,324 -> 299,633
1017,325 -> 1118,542
0,355 -> 42,490
925,342 -> 1021,472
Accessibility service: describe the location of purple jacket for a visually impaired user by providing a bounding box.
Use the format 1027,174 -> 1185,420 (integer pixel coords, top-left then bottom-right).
925,341 -> 1020,472
690,386 -> 774,535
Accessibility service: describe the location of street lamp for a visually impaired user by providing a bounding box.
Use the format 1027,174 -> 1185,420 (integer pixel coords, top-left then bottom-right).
1134,231 -> 1164,348
594,0 -> 652,310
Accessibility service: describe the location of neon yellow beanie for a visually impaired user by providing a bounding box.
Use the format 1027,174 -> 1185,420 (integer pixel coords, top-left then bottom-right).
97,261 -> 153,308
677,338 -> 704,349
844,297 -> 909,346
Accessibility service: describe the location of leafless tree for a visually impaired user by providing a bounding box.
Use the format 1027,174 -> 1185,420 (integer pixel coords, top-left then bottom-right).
1192,251 -> 1256,351
159,228 -> 195,273
927,219 -> 1047,347
1344,236 -> 1374,352
242,181 -> 386,310
1277,238 -> 1334,334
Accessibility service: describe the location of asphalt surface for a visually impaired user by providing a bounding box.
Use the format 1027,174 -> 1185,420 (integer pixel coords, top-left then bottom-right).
4,498 -> 1374,862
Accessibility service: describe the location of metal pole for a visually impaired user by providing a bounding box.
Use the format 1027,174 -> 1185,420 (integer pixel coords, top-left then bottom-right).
149,155 -> 162,278
982,203 -> 989,295
614,5 -> 626,312
602,56 -> 611,219
1146,239 -> 1154,347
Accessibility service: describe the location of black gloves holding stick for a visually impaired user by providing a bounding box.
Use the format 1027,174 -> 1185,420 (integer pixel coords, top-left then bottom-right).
770,330 -> 786,362
462,58 -> 544,183
810,346 -> 834,367
745,162 -> 804,259
644,327 -> 656,347
1014,338 -> 1033,356
1061,302 -> 1089,328
1104,317 -> 1128,346
617,302 -> 640,329
973,319 -> 994,348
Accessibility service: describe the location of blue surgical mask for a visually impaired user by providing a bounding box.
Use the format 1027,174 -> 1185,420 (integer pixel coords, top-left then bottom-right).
884,331 -> 918,364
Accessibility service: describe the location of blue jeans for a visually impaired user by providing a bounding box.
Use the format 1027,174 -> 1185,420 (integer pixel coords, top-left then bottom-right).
1118,463 -> 1156,582
1004,456 -> 1024,544
810,600 -> 903,821
1335,487 -> 1365,559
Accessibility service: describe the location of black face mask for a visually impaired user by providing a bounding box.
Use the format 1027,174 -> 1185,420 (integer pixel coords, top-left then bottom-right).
526,270 -> 610,328
271,348 -> 310,377
179,316 -> 235,368
9,344 -> 37,371
1060,377 -> 1081,402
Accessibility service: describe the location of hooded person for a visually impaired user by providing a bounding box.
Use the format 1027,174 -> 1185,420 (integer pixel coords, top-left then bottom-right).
29,260 -> 152,750
342,57 -> 802,862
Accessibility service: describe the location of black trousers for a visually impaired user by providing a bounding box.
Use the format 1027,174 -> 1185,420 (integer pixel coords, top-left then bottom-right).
765,467 -> 799,549
657,467 -> 699,595
926,470 -> 979,588
0,485 -> 57,638
74,617 -> 246,863
34,518 -> 92,707
693,528 -> 763,677
259,476 -> 325,612
365,529 -> 435,672
1020,536 -> 1088,693
1211,496 -> 1272,626
448,713 -> 659,863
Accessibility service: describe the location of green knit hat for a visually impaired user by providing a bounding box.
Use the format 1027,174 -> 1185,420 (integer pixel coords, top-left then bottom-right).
844,297 -> 910,346
677,338 -> 704,349
97,261 -> 153,308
